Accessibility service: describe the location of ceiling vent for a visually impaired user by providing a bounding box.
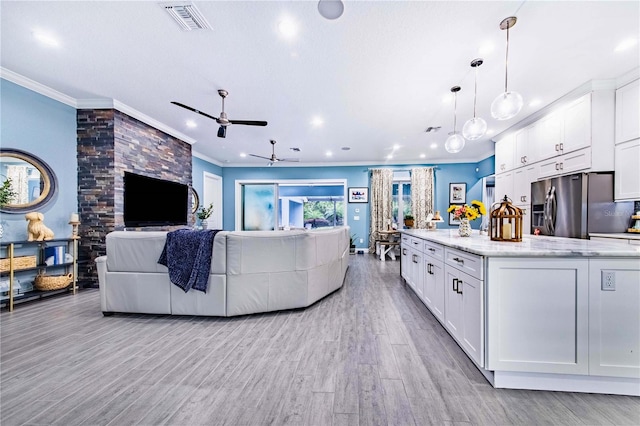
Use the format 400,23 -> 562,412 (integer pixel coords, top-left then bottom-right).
163,3 -> 212,31
425,126 -> 441,133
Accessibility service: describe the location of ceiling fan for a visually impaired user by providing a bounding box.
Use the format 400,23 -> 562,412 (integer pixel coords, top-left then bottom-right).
171,89 -> 267,138
249,140 -> 300,166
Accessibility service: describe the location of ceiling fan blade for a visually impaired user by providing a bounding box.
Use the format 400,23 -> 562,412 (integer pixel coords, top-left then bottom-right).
229,119 -> 268,126
171,102 -> 219,121
249,154 -> 272,160
279,158 -> 300,162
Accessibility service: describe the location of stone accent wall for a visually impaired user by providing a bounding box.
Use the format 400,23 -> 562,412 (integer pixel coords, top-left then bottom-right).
77,109 -> 192,286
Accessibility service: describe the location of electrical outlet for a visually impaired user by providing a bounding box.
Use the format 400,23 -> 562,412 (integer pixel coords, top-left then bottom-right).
602,271 -> 615,291
359,238 -> 363,244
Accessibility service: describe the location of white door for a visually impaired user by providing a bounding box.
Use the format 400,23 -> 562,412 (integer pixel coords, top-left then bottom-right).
203,172 -> 223,229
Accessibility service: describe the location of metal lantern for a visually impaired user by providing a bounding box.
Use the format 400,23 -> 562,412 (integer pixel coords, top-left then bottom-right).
489,195 -> 523,242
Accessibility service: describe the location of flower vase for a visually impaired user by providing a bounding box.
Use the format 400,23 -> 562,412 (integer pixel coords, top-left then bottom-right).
458,218 -> 471,237
200,220 -> 208,230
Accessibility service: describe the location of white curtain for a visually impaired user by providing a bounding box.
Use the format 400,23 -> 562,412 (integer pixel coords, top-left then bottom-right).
410,167 -> 435,229
369,168 -> 393,252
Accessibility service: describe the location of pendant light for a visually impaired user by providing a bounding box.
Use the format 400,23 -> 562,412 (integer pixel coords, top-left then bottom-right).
491,16 -> 523,120
462,58 -> 488,140
445,86 -> 465,154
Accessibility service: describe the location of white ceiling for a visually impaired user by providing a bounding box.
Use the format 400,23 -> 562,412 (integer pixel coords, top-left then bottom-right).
1,1 -> 638,167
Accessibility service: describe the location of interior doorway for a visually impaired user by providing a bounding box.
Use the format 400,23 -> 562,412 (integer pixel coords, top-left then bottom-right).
203,172 -> 223,229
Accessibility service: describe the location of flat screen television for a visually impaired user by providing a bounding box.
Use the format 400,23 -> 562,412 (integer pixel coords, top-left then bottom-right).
123,172 -> 188,227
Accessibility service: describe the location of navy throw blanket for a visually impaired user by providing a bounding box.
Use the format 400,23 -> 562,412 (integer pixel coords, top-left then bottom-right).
158,229 -> 219,293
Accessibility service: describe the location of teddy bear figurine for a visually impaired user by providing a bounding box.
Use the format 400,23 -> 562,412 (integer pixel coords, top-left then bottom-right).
25,212 -> 55,241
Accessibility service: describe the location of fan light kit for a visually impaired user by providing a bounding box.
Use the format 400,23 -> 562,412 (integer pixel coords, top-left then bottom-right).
172,89 -> 267,138
462,58 -> 488,140
444,86 -> 465,154
491,16 -> 523,121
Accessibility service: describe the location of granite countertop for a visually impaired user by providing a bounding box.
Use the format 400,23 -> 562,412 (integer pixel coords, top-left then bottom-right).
589,232 -> 640,241
400,229 -> 640,258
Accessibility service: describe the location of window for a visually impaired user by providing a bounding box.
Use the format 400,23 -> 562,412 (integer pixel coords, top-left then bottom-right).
392,172 -> 411,226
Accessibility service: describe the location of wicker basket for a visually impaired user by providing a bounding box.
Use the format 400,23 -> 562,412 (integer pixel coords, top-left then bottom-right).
34,273 -> 73,291
0,256 -> 37,272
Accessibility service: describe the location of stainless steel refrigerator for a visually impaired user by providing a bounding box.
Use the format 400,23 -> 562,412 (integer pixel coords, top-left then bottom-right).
531,172 -> 634,238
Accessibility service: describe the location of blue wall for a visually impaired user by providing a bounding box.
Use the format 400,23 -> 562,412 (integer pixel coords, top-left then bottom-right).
1,79 -> 77,241
191,155 -> 223,210
221,162 -> 487,248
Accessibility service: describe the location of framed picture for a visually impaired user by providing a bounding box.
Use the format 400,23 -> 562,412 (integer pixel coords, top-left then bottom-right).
449,183 -> 466,204
348,187 -> 368,203
449,207 -> 463,225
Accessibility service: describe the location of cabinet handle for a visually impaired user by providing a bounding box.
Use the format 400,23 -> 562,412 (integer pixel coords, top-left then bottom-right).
457,280 -> 463,295
523,195 -> 527,202
402,248 -> 407,255
428,248 -> 436,252
555,143 -> 559,151
555,163 -> 560,170
427,264 -> 432,275
452,278 -> 458,292
559,143 -> 564,151
560,162 -> 564,170
413,241 -> 419,245
524,155 -> 527,163
412,254 -> 418,263
452,257 -> 464,264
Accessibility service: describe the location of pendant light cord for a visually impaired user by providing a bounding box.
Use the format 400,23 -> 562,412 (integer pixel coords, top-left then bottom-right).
453,92 -> 458,131
504,25 -> 510,93
473,67 -> 478,118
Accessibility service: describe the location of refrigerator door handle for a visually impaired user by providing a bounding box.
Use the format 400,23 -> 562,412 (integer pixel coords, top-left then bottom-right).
548,186 -> 557,235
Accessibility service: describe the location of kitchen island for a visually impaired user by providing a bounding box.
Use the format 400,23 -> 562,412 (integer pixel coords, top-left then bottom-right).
400,229 -> 640,396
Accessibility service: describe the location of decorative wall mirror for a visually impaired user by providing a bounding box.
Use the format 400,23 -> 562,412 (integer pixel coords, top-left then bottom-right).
0,148 -> 58,213
190,186 -> 199,214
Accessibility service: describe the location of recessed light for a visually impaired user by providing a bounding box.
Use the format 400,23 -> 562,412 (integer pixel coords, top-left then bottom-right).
186,120 -> 197,128
240,153 -> 247,158
430,143 -> 438,149
478,42 -> 494,56
326,151 -> 333,157
33,30 -> 59,47
311,116 -> 324,127
528,99 -> 542,107
386,154 -> 393,160
392,144 -> 400,151
419,153 -> 426,158
278,18 -> 297,38
615,38 -> 638,52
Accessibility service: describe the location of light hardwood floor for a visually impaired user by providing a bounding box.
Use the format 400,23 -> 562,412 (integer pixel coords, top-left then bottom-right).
1,254 -> 639,425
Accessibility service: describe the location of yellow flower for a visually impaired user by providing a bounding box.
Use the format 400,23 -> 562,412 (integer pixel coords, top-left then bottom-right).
448,200 -> 486,221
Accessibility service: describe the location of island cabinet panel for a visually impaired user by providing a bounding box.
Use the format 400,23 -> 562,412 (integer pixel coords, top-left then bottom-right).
588,259 -> 640,378
423,242 -> 445,323
487,258 -> 589,375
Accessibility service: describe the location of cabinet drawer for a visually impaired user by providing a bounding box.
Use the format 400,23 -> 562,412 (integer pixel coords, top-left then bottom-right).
445,247 -> 483,280
423,240 -> 444,261
409,237 -> 423,253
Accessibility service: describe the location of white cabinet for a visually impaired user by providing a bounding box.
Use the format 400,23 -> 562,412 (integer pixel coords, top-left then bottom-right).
514,127 -> 536,167
534,110 -> 563,160
444,247 -> 484,367
614,138 -> 640,201
537,147 -> 591,179
401,236 -> 424,298
487,258 -> 589,375
400,235 -> 411,282
495,134 -> 515,173
494,171 -> 513,203
411,248 -> 424,298
589,259 -> 640,378
615,79 -> 640,144
513,165 -> 536,205
562,94 -> 592,154
422,241 -> 445,323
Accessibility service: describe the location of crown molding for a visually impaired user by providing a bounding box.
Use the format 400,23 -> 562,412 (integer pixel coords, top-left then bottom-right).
1,67 -> 77,107
192,151 -> 224,166
616,67 -> 639,88
2,68 -> 196,145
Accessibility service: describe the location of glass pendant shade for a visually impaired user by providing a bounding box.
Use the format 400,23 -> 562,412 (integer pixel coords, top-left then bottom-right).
445,133 -> 465,154
462,116 -> 488,140
490,91 -> 523,121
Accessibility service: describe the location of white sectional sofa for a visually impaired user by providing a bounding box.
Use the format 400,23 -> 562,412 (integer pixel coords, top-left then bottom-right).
95,226 -> 350,317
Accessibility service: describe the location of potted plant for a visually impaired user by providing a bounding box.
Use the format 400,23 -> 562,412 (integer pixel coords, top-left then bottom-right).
404,214 -> 414,228
196,203 -> 214,229
0,178 -> 17,208
349,234 -> 357,254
